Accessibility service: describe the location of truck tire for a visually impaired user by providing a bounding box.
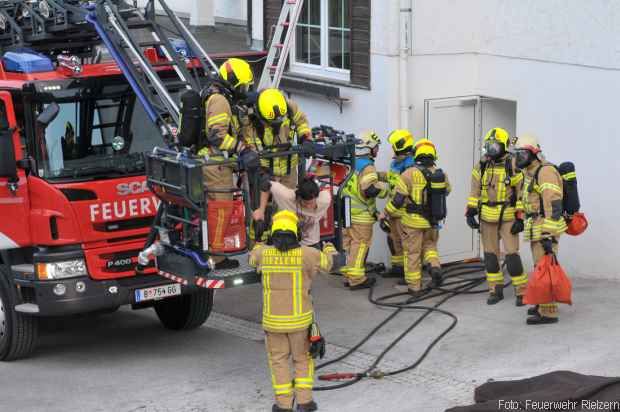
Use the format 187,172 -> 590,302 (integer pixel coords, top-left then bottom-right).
0,268 -> 38,361
154,289 -> 214,330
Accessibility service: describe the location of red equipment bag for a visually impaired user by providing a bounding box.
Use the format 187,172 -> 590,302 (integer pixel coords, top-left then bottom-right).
207,199 -> 247,253
566,212 -> 588,236
524,255 -> 572,306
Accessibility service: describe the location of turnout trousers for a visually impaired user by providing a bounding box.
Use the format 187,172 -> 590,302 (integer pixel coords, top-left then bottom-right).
265,330 -> 314,409
480,220 -> 528,296
342,223 -> 373,287
400,225 -> 441,291
530,241 -> 560,318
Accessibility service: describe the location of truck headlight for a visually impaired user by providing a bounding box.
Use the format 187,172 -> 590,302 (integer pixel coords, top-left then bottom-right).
36,259 -> 87,280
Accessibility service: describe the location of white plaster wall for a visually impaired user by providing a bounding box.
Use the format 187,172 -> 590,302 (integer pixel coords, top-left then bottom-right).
476,54 -> 620,278
289,1 -> 620,279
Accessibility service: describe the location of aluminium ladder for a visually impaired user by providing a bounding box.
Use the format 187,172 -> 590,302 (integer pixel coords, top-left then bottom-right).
257,0 -> 305,90
88,0 -> 219,143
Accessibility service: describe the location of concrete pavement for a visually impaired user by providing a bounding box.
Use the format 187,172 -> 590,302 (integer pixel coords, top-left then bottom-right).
1,271 -> 618,412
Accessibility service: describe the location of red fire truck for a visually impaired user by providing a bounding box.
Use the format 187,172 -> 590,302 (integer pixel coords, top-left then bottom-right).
0,0 -> 272,360
0,0 -> 355,361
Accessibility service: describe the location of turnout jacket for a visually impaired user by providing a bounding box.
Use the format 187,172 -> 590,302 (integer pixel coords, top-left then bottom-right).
244,99 -> 310,176
198,91 -> 243,159
249,244 -> 335,333
342,157 -> 388,224
522,160 -> 567,241
467,156 -> 524,223
386,165 -> 452,229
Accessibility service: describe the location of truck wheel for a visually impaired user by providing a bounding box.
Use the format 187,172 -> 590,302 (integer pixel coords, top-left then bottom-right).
154,289 -> 214,330
0,269 -> 38,361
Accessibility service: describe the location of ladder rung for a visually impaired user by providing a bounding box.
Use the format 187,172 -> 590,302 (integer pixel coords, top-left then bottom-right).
127,22 -> 154,30
287,0 -> 298,4
152,61 -> 178,67
139,41 -> 163,48
282,22 -> 290,27
274,44 -> 284,49
158,80 -> 191,89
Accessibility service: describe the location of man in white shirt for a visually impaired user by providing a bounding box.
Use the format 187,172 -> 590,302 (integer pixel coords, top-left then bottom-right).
251,177 -> 331,248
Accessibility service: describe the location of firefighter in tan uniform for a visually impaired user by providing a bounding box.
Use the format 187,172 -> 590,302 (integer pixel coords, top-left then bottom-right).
197,58 -> 255,269
340,132 -> 388,290
513,134 -> 567,325
383,139 -> 450,296
466,128 -> 529,306
245,88 -> 311,190
250,210 -> 336,412
382,130 -> 416,280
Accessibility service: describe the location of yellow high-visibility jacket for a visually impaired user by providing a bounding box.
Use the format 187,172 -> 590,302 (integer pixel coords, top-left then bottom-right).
522,161 -> 567,241
342,161 -> 388,225
386,165 -> 451,229
244,99 -> 310,176
467,157 -> 524,223
249,244 -> 334,333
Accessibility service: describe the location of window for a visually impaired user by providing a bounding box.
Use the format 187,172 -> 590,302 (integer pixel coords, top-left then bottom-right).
292,0 -> 351,82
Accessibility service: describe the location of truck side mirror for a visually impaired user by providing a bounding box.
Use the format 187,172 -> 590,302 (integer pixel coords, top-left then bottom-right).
36,102 -> 60,128
0,128 -> 17,179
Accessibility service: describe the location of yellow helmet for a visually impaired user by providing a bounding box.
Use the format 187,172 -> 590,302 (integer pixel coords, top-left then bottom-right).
514,133 -> 541,154
414,138 -> 437,160
483,127 -> 510,159
388,130 -> 414,153
219,58 -> 254,90
484,127 -> 509,147
257,89 -> 288,123
271,210 -> 299,236
356,130 -> 381,156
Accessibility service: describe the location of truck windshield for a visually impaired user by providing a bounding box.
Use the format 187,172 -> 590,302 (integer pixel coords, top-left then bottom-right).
33,83 -> 163,180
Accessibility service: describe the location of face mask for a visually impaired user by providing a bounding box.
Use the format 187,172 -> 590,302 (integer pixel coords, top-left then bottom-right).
485,140 -> 505,160
515,149 -> 533,169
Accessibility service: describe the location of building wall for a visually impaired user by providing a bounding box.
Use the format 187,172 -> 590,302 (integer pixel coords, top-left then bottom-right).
285,0 -> 620,278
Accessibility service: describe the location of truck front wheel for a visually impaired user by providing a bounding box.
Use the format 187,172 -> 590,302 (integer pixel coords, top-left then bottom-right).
0,269 -> 39,361
154,288 -> 213,330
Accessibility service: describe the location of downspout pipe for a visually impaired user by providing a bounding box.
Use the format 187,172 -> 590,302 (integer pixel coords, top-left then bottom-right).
399,0 -> 412,130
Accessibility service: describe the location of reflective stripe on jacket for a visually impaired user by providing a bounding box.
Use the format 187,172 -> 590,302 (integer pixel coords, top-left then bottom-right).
249,244 -> 333,333
468,157 -> 524,223
522,162 -> 567,241
342,160 -> 388,224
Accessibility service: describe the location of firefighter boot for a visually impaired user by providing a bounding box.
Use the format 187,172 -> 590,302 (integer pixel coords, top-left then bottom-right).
487,284 -> 504,305
296,401 -> 318,412
515,295 -> 525,307
527,314 -> 559,325
350,277 -> 377,291
273,405 -> 293,412
527,305 -> 539,316
430,267 -> 443,288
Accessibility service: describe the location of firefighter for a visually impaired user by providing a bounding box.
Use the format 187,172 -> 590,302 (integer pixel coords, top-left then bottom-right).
340,131 -> 388,290
245,88 -> 312,190
513,134 -> 567,325
466,128 -> 528,306
383,130 -> 416,280
384,139 -> 450,296
192,57 -> 257,269
249,210 -> 336,412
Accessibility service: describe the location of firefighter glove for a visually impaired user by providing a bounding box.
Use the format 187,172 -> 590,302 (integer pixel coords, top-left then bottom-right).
465,208 -> 480,230
239,148 -> 259,172
206,128 -> 223,148
309,323 -> 326,359
541,237 -> 554,255
510,218 -> 524,235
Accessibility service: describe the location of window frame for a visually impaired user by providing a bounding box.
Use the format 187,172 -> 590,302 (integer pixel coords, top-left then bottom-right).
290,0 -> 351,83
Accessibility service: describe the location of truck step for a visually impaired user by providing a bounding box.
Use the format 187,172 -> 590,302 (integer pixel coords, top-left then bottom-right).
11,264 -> 34,275
14,303 -> 40,314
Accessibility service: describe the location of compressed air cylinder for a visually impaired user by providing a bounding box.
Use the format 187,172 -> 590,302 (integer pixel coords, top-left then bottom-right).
178,90 -> 203,147
558,162 -> 580,215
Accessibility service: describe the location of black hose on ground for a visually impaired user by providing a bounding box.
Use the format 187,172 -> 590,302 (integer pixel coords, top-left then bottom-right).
314,261 -> 489,391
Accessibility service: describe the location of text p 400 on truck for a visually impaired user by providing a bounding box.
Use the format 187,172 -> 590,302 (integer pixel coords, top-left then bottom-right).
0,0 -> 356,361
